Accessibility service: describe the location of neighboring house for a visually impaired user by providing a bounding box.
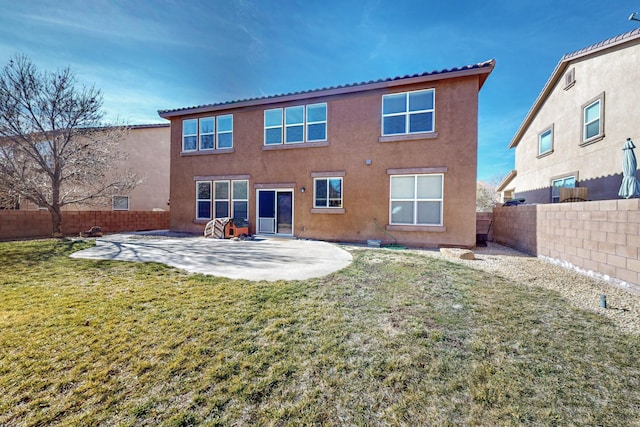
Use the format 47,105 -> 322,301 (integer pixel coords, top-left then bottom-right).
500,29 -> 640,204
159,60 -> 495,247
14,124 -> 170,211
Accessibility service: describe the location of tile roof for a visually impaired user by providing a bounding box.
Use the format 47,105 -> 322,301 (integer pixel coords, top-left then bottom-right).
562,27 -> 640,61
158,59 -> 495,118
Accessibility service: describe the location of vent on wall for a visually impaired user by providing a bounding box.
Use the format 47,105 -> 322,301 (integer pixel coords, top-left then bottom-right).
564,68 -> 576,90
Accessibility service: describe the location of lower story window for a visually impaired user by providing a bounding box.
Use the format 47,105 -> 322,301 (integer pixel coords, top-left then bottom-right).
197,180 -> 248,220
314,177 -> 343,208
196,181 -> 212,219
551,176 -> 576,203
390,174 -> 443,225
112,196 -> 130,211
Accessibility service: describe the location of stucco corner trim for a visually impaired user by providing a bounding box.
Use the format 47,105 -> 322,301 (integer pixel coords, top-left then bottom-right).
193,174 -> 251,181
387,167 -> 448,175
310,208 -> 345,214
181,148 -> 235,156
386,224 -> 446,233
311,171 -> 346,177
536,150 -> 554,159
253,182 -> 297,189
378,132 -> 438,143
579,134 -> 605,147
262,141 -> 329,151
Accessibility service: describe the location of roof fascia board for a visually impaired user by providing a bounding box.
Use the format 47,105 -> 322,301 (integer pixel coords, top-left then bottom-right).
159,63 -> 494,119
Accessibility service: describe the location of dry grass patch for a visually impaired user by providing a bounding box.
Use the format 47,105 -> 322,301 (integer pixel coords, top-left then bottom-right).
1,240 -> 640,425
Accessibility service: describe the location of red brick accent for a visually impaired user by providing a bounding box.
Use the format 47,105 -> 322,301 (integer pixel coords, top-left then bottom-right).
0,210 -> 169,240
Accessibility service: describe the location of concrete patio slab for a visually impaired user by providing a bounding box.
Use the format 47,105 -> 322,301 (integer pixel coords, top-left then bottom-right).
70,232 -> 352,281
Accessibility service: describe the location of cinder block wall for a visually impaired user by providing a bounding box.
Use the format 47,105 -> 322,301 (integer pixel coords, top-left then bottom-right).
493,199 -> 640,290
0,211 -> 170,240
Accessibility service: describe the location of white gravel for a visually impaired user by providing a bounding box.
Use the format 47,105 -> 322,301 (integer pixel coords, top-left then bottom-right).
418,242 -> 640,336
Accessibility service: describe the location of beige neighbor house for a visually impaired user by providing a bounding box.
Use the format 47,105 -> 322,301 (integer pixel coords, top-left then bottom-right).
159,60 -> 495,248
498,29 -> 640,204
14,124 -> 170,211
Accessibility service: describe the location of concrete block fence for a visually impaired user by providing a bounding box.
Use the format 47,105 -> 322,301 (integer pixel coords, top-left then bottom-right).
492,199 -> 640,292
0,210 -> 169,241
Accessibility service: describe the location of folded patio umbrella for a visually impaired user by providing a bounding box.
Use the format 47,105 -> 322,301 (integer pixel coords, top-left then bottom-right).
619,138 -> 640,199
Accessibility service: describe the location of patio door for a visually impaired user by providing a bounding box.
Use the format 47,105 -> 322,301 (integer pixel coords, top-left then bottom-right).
257,189 -> 293,235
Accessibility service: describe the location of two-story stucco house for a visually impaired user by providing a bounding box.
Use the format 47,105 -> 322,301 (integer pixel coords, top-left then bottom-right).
499,29 -> 640,203
159,61 -> 495,248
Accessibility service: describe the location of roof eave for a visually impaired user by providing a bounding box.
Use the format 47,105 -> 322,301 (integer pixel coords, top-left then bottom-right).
496,170 -> 517,192
158,61 -> 495,119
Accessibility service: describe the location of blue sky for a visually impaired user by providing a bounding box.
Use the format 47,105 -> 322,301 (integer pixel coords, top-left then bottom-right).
0,0 -> 637,182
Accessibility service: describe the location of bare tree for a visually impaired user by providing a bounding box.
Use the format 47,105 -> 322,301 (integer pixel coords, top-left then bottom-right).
476,176 -> 503,212
0,54 -> 138,236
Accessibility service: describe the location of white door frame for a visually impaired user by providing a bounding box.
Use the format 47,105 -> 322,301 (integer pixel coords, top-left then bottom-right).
256,188 -> 294,236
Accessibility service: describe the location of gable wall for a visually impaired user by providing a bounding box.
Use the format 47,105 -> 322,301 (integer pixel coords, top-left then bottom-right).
512,41 -> 640,203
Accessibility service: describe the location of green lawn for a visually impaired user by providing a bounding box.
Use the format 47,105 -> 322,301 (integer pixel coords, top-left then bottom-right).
1,239 -> 640,426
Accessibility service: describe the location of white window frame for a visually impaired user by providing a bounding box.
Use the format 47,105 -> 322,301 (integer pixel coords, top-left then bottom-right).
306,103 -> 327,142
382,89 -> 435,136
182,116 -> 233,153
313,177 -> 343,208
581,93 -> 604,145
196,181 -> 212,220
538,125 -> 554,156
112,195 -> 129,211
285,105 -> 305,144
214,180 -> 230,218
264,103 -> 327,145
199,117 -> 215,150
231,180 -> 249,220
182,119 -> 198,152
216,114 -> 233,149
389,174 -> 443,226
264,108 -> 283,145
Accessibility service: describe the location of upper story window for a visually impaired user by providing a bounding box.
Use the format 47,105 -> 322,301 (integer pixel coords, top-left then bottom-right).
538,125 -> 554,157
581,93 -> 604,145
264,103 -> 327,145
183,115 -> 233,152
382,89 -> 434,136
314,177 -> 343,208
389,174 -> 443,226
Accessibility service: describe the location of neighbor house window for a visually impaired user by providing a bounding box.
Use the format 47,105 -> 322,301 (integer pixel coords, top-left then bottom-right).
390,174 -> 443,225
112,196 -> 129,211
182,116 -> 233,152
264,103 -> 327,145
183,119 -> 198,151
196,181 -> 212,220
582,93 -> 604,144
551,176 -> 576,203
382,89 -> 435,136
314,177 -> 343,208
538,125 -> 554,156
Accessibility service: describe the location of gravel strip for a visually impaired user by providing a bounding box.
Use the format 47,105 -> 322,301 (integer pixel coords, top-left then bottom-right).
418,242 -> 640,336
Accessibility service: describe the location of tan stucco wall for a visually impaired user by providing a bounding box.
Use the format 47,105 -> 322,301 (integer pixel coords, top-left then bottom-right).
168,76 -> 482,248
122,125 -> 171,211
511,41 -> 640,203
